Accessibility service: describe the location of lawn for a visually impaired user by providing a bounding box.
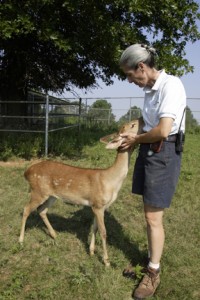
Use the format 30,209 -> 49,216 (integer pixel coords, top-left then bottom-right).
0,133 -> 200,300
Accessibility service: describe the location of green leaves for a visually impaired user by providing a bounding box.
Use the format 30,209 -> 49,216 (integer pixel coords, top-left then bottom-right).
0,0 -> 200,96
0,2 -> 35,38
87,99 -> 116,123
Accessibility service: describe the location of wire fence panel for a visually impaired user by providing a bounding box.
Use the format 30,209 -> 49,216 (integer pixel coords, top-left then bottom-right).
0,91 -> 81,156
0,94 -> 199,156
79,97 -> 200,126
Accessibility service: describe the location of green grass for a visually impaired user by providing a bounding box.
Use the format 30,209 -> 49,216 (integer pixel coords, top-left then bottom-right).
0,133 -> 200,299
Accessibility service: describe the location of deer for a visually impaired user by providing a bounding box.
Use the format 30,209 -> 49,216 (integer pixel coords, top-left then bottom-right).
19,118 -> 143,266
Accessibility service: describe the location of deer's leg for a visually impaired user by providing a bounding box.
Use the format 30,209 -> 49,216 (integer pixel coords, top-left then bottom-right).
92,207 -> 110,267
38,197 -> 57,239
89,216 -> 98,256
19,194 -> 42,243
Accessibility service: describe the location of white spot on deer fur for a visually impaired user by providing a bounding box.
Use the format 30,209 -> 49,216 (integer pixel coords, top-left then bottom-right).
53,180 -> 59,186
66,179 -> 73,189
82,200 -> 90,206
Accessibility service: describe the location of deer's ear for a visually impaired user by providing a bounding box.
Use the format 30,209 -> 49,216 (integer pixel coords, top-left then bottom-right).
100,133 -> 118,144
106,136 -> 123,149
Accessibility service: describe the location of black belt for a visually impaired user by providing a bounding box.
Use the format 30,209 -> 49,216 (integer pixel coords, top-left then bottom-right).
164,134 -> 177,142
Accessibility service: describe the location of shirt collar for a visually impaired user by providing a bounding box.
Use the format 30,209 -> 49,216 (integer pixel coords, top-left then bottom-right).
143,69 -> 166,93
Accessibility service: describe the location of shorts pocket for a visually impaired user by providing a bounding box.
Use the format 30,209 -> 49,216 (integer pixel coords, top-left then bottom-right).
164,143 -> 175,165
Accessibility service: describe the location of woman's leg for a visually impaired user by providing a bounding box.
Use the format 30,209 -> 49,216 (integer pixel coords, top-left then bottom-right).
144,203 -> 165,265
133,204 -> 164,299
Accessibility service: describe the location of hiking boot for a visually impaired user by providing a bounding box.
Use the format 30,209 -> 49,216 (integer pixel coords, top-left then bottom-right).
133,267 -> 160,299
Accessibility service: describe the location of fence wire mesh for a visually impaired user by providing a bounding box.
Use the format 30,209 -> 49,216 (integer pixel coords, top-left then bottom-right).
0,94 -> 199,156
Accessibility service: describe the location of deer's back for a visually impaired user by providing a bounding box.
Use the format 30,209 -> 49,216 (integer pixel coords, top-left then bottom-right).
24,161 -> 113,208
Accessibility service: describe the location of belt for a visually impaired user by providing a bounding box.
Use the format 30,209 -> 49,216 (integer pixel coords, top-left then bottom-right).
164,134 -> 177,142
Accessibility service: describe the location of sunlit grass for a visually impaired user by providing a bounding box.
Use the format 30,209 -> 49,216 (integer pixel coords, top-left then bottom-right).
0,133 -> 200,299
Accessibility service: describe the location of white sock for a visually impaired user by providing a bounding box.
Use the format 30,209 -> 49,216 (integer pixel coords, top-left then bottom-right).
148,261 -> 160,270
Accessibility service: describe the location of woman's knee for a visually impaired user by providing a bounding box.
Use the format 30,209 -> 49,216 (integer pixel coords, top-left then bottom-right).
145,214 -> 163,228
144,205 -> 164,227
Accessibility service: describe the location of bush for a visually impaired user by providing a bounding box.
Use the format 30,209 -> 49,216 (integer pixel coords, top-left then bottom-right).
0,124 -> 118,161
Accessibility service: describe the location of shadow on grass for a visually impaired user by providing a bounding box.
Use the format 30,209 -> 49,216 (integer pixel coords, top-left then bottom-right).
23,206 -> 146,267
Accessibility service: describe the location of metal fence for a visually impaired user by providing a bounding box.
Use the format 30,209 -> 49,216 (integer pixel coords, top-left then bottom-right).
0,91 -> 81,156
0,94 -> 199,156
79,97 -> 200,125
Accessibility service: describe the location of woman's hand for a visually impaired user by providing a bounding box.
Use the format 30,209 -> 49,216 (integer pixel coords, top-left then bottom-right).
119,132 -> 138,150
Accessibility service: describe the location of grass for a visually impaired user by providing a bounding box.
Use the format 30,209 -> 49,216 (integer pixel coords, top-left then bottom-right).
0,132 -> 200,299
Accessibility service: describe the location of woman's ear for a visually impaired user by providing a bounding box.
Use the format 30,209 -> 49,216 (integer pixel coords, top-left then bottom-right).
138,62 -> 145,71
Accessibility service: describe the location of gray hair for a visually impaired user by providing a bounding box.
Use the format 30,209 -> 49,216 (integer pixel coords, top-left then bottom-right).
119,44 -> 157,69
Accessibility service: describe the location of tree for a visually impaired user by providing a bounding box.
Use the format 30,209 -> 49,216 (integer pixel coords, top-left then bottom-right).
118,106 -> 142,124
87,99 -> 115,123
118,105 -> 199,130
0,0 -> 200,105
186,106 -> 198,129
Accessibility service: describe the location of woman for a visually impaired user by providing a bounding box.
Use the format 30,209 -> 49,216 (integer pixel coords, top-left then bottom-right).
119,44 -> 186,299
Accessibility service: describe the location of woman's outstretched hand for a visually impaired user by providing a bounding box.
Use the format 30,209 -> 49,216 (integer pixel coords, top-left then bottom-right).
119,132 -> 138,150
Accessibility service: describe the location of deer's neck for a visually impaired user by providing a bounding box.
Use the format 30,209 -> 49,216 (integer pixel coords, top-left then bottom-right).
106,150 -> 131,181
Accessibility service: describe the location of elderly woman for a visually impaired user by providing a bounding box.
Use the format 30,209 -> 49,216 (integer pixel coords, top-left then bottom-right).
119,44 -> 186,299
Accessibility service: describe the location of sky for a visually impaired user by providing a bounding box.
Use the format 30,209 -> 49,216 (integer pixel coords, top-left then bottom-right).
62,17 -> 200,122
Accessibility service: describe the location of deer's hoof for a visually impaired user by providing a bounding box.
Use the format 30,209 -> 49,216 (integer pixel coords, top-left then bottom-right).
49,230 -> 57,239
19,237 -> 24,244
104,260 -> 110,267
90,251 -> 94,256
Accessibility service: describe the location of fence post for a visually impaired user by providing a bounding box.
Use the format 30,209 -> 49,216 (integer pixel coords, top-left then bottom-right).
129,97 -> 132,121
78,98 -> 82,132
108,109 -> 111,125
45,94 -> 49,156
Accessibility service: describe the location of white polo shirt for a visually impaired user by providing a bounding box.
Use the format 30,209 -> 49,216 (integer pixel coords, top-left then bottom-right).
142,70 -> 186,134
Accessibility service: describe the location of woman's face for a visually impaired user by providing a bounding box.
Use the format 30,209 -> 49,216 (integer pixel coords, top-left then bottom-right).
122,63 -> 149,88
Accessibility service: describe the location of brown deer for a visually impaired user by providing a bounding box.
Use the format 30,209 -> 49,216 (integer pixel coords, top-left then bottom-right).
19,119 -> 143,266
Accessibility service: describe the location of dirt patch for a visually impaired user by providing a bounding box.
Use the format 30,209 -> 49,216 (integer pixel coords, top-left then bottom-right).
0,160 -> 25,167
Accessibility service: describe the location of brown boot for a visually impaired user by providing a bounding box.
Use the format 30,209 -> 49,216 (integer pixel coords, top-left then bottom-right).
133,267 -> 160,299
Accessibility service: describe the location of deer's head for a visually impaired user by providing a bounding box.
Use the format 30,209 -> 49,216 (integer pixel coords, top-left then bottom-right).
100,119 -> 143,150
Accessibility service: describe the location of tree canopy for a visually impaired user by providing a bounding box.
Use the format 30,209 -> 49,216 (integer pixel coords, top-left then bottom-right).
0,0 -> 200,99
87,99 -> 115,123
118,105 -> 142,125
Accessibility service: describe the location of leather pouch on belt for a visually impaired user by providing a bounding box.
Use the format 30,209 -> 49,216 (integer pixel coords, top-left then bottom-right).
150,140 -> 163,153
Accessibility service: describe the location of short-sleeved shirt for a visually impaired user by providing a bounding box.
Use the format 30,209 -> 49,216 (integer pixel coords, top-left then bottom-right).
142,70 -> 186,134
